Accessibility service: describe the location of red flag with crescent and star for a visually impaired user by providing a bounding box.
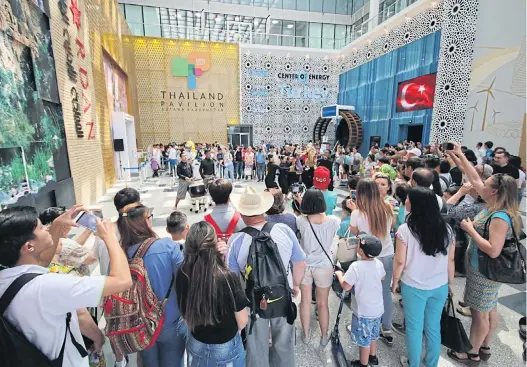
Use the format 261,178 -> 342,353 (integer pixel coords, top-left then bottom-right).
396,73 -> 437,112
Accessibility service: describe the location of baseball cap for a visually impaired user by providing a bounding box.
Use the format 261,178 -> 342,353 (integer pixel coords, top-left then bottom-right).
313,166 -> 331,190
358,234 -> 382,258
407,148 -> 422,157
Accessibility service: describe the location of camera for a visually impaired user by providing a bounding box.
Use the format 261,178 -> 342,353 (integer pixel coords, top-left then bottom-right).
289,182 -> 306,195
443,142 -> 454,151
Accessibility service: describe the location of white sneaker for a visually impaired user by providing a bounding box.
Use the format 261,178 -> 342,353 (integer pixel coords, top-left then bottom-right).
346,324 -> 352,333
115,359 -> 127,367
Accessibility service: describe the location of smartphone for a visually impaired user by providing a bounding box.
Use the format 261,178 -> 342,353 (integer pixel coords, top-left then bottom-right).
351,191 -> 356,200
291,185 -> 300,193
443,142 -> 454,151
74,211 -> 98,232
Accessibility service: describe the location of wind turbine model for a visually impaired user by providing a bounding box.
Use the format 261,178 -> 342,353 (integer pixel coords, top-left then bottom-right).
468,101 -> 479,131
476,77 -> 496,131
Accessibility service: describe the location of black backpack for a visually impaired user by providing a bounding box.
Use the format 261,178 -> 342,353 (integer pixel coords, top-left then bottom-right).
0,273 -> 88,367
241,222 -> 296,334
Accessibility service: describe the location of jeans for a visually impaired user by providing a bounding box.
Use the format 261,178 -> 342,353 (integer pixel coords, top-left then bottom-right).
187,333 -> 245,367
224,164 -> 234,182
139,316 -> 187,367
378,254 -> 394,330
246,316 -> 295,367
401,282 -> 448,367
256,163 -> 266,181
234,162 -> 243,179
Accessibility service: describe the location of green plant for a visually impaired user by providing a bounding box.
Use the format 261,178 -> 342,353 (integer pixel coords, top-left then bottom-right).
29,148 -> 52,183
10,154 -> 25,184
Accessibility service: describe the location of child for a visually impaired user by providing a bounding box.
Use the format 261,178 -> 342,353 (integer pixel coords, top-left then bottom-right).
335,234 -> 385,367
166,211 -> 189,251
337,199 -> 352,238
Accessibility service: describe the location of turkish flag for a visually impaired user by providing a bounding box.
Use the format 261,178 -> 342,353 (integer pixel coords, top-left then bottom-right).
396,73 -> 437,112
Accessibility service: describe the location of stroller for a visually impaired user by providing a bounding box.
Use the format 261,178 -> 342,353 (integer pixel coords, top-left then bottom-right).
331,276 -> 350,367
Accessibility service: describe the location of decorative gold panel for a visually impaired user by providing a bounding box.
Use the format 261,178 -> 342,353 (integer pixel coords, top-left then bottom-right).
130,37 -> 240,148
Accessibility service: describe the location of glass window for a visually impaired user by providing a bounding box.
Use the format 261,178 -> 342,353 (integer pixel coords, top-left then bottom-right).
310,0 -> 323,12
270,0 -> 282,8
283,0 -> 296,9
323,0 -> 336,13
335,24 -> 346,48
282,20 -> 295,47
297,0 -> 309,10
269,19 -> 282,45
322,23 -> 335,49
125,4 -> 144,36
309,22 -> 322,48
353,0 -> 364,13
295,21 -> 308,47
336,0 -> 350,14
143,7 -> 160,37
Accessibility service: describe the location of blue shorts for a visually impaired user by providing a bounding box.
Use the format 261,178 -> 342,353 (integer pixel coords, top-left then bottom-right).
350,314 -> 381,347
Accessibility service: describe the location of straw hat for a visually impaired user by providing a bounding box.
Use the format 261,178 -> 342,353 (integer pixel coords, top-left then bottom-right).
230,186 -> 274,216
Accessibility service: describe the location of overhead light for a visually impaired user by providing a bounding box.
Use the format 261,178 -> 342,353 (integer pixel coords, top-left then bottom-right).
235,16 -> 239,21
176,13 -> 181,18
287,24 -> 294,28
215,16 -> 222,22
254,19 -> 259,24
272,20 -> 279,24
196,12 -> 201,17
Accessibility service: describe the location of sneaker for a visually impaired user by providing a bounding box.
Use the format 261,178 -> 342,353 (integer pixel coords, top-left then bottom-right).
392,322 -> 406,336
369,355 -> 379,366
320,335 -> 330,347
380,327 -> 394,346
350,360 -> 367,367
399,356 -> 409,367
301,329 -> 311,344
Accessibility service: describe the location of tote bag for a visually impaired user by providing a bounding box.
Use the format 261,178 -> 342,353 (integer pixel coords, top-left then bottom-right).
440,296 -> 472,353
336,227 -> 358,263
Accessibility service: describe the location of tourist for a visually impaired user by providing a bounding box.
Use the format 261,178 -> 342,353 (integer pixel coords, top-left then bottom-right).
223,147 -> 235,182
117,203 -> 186,366
176,221 -> 248,367
215,147 -> 224,178
296,188 -> 340,346
0,205 -> 132,366
394,183 -> 411,231
393,186 -> 455,367
491,150 -> 520,181
404,157 -> 425,183
265,154 -> 280,189
377,157 -> 396,180
256,147 -> 267,182
374,173 -> 397,208
411,168 -> 446,212
317,150 -> 334,191
166,211 -> 189,250
313,166 -> 338,215
335,235 -> 385,367
175,153 -> 193,209
265,188 -> 298,234
199,149 -> 216,190
483,141 -> 494,164
364,154 -> 377,177
439,159 -> 453,192
348,178 -> 395,345
244,147 -> 255,180
510,155 -> 526,202
476,142 -> 486,165
227,186 -> 307,367
447,143 -> 520,365
204,179 -> 245,241
234,146 -> 243,180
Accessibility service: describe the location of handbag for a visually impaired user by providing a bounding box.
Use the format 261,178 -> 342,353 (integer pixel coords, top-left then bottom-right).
440,296 -> 472,353
337,227 -> 358,263
478,211 -> 526,284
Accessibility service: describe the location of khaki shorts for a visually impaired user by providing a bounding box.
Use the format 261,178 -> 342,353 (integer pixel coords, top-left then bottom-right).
301,266 -> 334,288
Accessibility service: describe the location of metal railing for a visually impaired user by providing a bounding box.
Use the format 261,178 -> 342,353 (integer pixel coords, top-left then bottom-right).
126,22 -> 348,49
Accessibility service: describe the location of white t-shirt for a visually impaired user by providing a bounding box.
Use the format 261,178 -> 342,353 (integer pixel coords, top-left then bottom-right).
396,223 -> 453,290
343,259 -> 385,318
168,148 -> 177,160
0,265 -> 106,366
350,210 -> 394,257
296,216 -> 340,268
518,169 -> 525,189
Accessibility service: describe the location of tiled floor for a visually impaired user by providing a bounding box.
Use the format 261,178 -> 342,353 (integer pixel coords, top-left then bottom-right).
83,174 -> 526,367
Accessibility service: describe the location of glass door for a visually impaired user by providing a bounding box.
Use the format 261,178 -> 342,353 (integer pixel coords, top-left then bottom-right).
240,134 -> 249,148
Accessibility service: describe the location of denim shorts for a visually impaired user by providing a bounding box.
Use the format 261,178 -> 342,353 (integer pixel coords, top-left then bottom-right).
350,314 -> 381,347
187,332 -> 245,367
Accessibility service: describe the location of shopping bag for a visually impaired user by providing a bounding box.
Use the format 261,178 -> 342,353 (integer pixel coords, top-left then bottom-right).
440,296 -> 472,353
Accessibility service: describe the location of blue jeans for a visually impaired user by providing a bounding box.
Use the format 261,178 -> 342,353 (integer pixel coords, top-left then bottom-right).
256,163 -> 266,181
187,332 -> 245,367
139,316 -> 187,367
401,282 -> 448,367
224,164 -> 234,182
378,254 -> 394,329
234,162 -> 243,179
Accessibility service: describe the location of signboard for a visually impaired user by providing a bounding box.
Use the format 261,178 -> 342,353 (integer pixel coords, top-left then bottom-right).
320,104 -> 355,118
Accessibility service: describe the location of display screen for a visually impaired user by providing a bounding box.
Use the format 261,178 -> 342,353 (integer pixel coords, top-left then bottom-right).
396,73 -> 437,113
76,212 -> 98,232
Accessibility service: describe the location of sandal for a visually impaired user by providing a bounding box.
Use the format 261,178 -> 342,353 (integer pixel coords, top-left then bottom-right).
447,350 -> 481,366
479,346 -> 491,362
456,305 -> 472,317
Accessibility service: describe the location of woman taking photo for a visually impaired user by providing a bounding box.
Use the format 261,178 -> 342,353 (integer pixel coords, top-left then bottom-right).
265,188 -> 298,234
447,143 -> 520,365
392,187 -> 455,367
348,178 -> 395,345
374,173 -> 397,208
176,221 -> 249,366
296,188 -> 340,346
117,203 -> 187,367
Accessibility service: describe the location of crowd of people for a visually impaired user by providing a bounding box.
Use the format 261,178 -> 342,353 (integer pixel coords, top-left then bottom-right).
0,137 -> 524,367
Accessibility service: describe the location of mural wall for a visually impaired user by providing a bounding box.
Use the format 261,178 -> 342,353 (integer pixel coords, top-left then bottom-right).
241,52 -> 339,146
0,0 -> 71,208
103,53 -> 129,115
462,0 -> 526,162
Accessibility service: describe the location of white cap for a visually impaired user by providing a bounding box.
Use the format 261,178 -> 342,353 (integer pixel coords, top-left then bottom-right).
407,148 -> 422,157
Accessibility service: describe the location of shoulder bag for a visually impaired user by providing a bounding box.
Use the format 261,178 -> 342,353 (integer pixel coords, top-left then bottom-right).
478,212 -> 526,284
336,226 -> 358,264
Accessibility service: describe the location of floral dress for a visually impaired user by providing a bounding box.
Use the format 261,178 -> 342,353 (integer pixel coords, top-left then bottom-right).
464,209 -> 513,312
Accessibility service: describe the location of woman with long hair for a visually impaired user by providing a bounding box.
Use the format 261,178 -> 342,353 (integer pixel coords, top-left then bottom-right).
117,203 -> 187,367
447,143 -> 520,365
176,221 -> 248,366
392,187 -> 455,367
297,188 -> 340,346
348,178 -> 395,344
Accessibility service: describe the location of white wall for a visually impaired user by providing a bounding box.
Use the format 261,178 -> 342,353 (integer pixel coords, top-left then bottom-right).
462,0 -> 526,156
